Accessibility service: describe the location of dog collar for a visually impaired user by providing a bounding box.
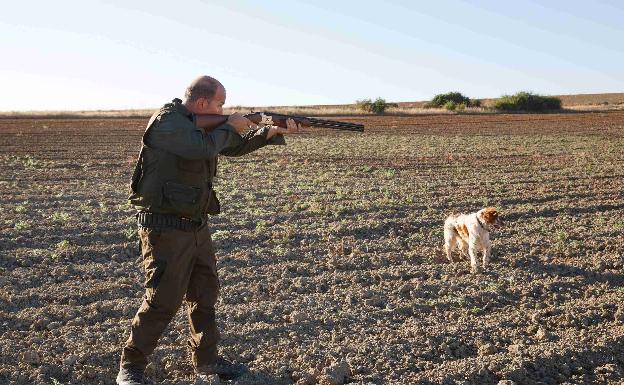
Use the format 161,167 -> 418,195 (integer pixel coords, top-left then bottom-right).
476,214 -> 486,229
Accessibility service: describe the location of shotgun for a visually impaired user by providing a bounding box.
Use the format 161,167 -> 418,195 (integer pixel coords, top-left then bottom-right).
194,111 -> 364,132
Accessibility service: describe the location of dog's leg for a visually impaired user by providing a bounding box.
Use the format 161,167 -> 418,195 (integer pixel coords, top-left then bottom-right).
444,236 -> 457,262
444,242 -> 452,262
483,243 -> 491,266
458,240 -> 468,259
444,224 -> 457,262
469,238 -> 480,273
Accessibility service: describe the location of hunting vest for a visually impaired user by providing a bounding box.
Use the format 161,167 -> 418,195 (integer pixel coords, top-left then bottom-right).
128,101 -> 220,221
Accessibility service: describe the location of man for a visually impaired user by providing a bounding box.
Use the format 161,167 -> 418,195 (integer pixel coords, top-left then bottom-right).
117,76 -> 301,385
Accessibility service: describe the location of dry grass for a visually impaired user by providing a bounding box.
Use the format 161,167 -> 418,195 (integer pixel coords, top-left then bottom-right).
0,108 -> 156,119
2,93 -> 623,119
226,105 -> 462,116
479,92 -> 624,109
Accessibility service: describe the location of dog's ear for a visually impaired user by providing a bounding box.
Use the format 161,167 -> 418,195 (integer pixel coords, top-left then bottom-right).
481,207 -> 498,224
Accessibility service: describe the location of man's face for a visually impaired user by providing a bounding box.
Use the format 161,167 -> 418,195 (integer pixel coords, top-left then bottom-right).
195,85 -> 226,115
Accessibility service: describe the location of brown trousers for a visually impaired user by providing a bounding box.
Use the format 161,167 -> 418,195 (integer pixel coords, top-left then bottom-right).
120,224 -> 220,369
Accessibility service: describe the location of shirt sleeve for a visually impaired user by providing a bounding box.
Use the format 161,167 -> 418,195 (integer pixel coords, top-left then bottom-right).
145,112 -> 245,160
219,126 -> 286,157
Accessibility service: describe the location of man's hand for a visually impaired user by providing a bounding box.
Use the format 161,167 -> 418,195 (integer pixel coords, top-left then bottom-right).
227,112 -> 257,135
267,118 -> 303,139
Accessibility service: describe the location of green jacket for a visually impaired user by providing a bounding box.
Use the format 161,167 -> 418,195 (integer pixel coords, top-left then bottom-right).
129,98 -> 284,221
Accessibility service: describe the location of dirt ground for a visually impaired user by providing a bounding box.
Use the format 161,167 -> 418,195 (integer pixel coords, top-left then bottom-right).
1,111 -> 623,385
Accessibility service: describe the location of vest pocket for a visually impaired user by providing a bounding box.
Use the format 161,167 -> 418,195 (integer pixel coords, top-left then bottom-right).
162,181 -> 201,217
163,181 -> 200,204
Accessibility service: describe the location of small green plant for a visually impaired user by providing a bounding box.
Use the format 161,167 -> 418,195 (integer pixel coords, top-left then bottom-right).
212,230 -> 231,241
255,220 -> 268,234
78,202 -> 92,213
378,168 -> 397,177
52,240 -> 75,259
120,201 -> 134,212
361,166 -> 374,173
483,280 -> 500,292
14,201 -> 29,214
28,248 -> 47,257
449,296 -> 468,307
553,230 -> 573,255
470,306 -> 483,315
22,156 -> 42,169
494,91 -> 562,112
555,230 -> 568,244
56,240 -> 71,250
51,212 -> 70,222
14,221 -> 30,230
123,227 -> 136,241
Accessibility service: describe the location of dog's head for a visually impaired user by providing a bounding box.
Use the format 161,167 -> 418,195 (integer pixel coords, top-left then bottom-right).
478,207 -> 501,227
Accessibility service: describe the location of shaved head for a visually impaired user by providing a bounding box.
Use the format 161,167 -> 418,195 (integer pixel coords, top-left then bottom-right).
184,76 -> 224,104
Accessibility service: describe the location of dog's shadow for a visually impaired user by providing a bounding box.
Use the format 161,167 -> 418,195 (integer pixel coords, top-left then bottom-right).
434,247 -> 499,265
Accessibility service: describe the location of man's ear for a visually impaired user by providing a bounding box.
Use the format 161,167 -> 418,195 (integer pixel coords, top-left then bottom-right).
195,98 -> 206,111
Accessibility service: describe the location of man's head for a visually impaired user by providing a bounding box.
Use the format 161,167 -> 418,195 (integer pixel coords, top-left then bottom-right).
184,76 -> 225,115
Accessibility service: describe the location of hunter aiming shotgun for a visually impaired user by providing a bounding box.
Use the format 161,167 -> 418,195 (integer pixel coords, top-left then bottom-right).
195,111 -> 365,132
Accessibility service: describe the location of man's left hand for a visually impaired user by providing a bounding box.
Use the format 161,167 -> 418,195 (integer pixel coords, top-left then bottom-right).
266,118 -> 303,139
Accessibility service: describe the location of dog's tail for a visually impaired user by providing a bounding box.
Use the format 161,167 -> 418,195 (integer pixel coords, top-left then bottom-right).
444,214 -> 458,236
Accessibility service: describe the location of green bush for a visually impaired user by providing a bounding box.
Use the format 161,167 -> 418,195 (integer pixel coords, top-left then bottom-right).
427,92 -> 476,108
443,101 -> 467,111
356,97 -> 397,114
494,92 -> 562,112
444,101 -> 457,111
370,97 -> 389,114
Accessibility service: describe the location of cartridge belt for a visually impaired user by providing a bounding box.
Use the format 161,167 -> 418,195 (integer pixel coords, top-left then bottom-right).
136,212 -> 201,232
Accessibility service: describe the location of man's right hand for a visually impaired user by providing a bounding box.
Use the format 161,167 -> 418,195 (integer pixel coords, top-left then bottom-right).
227,113 -> 256,135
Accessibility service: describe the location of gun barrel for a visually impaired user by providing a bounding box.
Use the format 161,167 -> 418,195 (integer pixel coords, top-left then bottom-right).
262,112 -> 364,132
308,121 -> 364,132
306,118 -> 364,132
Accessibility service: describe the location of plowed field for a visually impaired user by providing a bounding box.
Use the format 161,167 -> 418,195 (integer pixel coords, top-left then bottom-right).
1,111 -> 624,385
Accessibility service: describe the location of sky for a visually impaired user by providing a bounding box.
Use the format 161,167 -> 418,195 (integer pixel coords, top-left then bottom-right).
1,0 -> 623,111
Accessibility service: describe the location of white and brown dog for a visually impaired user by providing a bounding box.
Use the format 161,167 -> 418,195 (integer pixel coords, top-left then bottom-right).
444,207 -> 501,272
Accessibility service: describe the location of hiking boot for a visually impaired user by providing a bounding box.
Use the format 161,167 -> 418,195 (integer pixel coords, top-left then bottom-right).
116,365 -> 145,385
196,357 -> 247,381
